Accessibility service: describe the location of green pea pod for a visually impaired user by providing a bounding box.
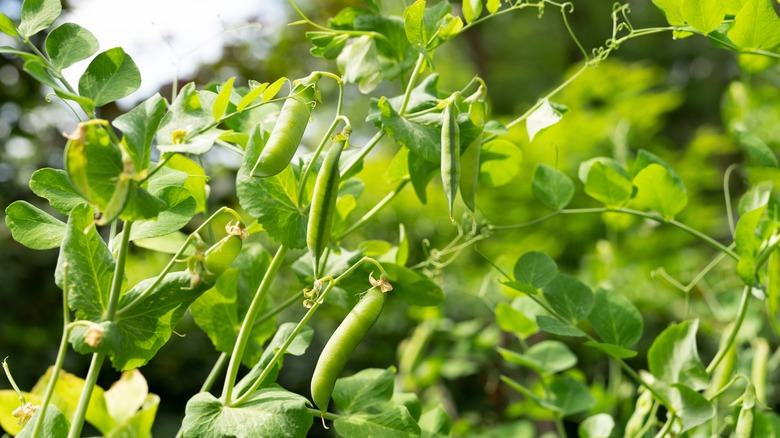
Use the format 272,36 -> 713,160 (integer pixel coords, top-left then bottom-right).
440,100 -> 460,219
735,384 -> 756,438
202,234 -> 243,283
460,99 -> 485,212
250,83 -> 316,178
307,136 -> 346,277
311,287 -> 386,416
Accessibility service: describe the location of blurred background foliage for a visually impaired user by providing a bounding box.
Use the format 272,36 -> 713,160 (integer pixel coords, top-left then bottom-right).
1,0 -> 778,436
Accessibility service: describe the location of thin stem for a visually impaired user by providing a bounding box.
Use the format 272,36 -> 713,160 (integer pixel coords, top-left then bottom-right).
200,353 -> 229,394
1,359 -> 25,405
336,179 -> 409,240
32,264 -> 72,437
306,407 -> 341,421
119,207 -> 242,315
723,164 -> 738,238
68,353 -> 106,438
487,211 -> 561,230
706,286 -> 751,374
340,130 -> 386,177
297,115 -> 349,206
399,54 -> 425,115
654,414 -> 675,438
138,153 -> 175,185
222,245 -> 288,405
232,280 -> 336,406
104,221 -> 132,320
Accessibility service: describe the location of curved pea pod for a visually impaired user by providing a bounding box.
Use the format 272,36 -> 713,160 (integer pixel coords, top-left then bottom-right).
250,82 -> 317,178
311,287 -> 387,416
735,384 -> 756,438
307,136 -> 346,277
459,137 -> 481,212
440,100 -> 460,219
202,233 -> 243,283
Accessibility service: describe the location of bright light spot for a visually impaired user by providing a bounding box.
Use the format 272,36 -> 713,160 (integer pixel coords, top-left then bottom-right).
62,0 -> 287,106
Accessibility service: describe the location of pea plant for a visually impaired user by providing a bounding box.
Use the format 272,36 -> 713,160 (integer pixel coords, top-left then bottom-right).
1,0 -> 780,436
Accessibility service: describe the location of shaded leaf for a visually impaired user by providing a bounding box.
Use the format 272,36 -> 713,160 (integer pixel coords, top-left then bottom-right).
536,315 -> 585,337
113,93 -> 167,172
45,23 -> 99,70
647,319 -> 709,394
5,201 -> 66,250
587,288 -> 643,348
334,406 -> 421,438
78,47 -> 141,107
532,164 -> 574,210
542,273 -> 593,323
333,367 -> 394,414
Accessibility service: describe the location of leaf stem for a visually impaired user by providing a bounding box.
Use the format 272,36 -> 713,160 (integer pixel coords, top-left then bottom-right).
222,245 -> 288,405
306,407 -> 341,421
400,54 -> 425,115
67,353 -> 105,438
340,130 -> 386,177
104,221 -> 132,320
706,286 -> 751,374
32,263 -> 73,437
336,179 -> 409,241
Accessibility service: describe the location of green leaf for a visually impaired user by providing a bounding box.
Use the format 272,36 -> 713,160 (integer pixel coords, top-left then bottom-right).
104,369 -> 148,424
578,414 -> 615,438
739,131 -> 778,168
182,386 -> 312,438
237,126 -> 307,249
113,93 -> 167,172
213,76 -> 235,121
631,149 -> 683,187
23,58 -> 60,89
338,35 -> 384,94
334,406 -> 421,438
495,302 -> 538,338
463,0 -> 483,24
54,88 -> 96,114
333,367 -> 394,414
5,201 -> 66,250
408,149 -> 437,203
419,406 -> 451,438
30,367 -> 114,434
542,273 -> 593,323
237,80 -> 269,112
768,249 -> 780,336
129,186 -> 195,241
547,374 -> 595,416
55,204 -> 117,321
681,0 -> 725,34
106,394 -> 158,438
652,0 -> 684,25
64,123 -> 123,210
498,340 -> 577,374
0,13 -> 19,37
164,154 -> 208,214
70,271 -> 212,370
671,383 -> 714,432
526,99 -> 563,141
45,23 -> 99,71
191,246 -> 276,367
536,315 -> 585,337
735,206 -> 765,284
383,262 -> 445,306
19,0 -> 61,37
391,393 -> 421,422
532,164 -> 574,210
647,320 -> 709,394
487,0 -> 501,14
79,47 -> 141,107
728,0 -> 780,51
29,168 -> 85,215
403,0 -> 427,53
233,323 -> 314,396
513,251 -> 558,292
156,83 -> 213,149
16,404 -> 69,438
587,288 -> 643,348
584,340 -> 638,359
584,161 -> 633,208
632,163 -> 688,219
479,139 -> 522,187
754,410 -> 780,436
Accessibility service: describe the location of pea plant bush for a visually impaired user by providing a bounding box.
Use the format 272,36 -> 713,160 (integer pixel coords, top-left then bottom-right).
1,0 -> 780,436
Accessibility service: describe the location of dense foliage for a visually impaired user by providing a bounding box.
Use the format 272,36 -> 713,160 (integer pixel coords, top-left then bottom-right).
1,0 -> 780,436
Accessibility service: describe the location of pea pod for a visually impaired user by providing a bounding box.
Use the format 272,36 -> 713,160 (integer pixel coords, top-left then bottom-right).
311,287 -> 387,416
735,384 -> 756,438
440,100 -> 460,219
202,233 -> 243,283
307,135 -> 346,277
250,82 -> 316,178
460,99 -> 486,212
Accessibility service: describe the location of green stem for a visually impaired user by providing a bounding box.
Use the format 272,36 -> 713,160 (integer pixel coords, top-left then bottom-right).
232,280 -> 336,406
70,220 -> 133,437
706,286 -> 751,374
222,245 -> 288,405
340,130 -> 386,177
654,414 -> 675,438
32,264 -> 72,437
201,353 -> 229,394
399,54 -> 425,115
306,407 -> 341,421
336,179 -> 409,241
119,207 -> 242,315
67,353 -> 105,438
297,115 -> 349,206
